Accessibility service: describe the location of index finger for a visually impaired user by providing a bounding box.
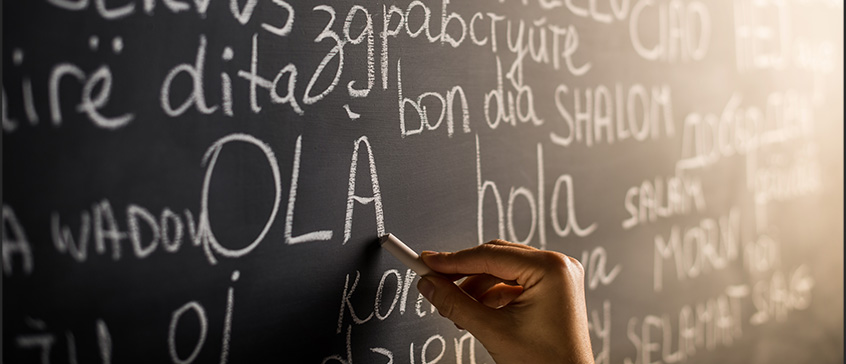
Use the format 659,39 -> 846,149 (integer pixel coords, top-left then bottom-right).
420,244 -> 547,288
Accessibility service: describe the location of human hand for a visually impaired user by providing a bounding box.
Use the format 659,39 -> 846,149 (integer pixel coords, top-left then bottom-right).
417,240 -> 594,364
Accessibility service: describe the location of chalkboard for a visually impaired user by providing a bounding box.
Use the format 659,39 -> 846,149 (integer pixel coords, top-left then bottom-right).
2,0 -> 843,363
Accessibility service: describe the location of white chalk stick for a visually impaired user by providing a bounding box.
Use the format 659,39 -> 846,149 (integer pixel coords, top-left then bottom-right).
380,233 -> 437,277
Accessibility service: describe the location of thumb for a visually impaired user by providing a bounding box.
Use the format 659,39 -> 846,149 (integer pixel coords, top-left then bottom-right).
417,275 -> 500,335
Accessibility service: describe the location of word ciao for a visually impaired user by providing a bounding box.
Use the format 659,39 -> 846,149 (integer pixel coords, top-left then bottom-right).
629,0 -> 711,63
515,0 -> 713,62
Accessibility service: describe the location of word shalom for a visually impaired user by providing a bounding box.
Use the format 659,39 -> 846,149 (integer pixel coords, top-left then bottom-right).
551,83 -> 675,148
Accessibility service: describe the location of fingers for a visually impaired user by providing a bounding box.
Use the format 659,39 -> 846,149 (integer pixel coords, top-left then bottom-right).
417,275 -> 502,335
421,240 -> 533,284
479,283 -> 524,308
484,239 -> 537,251
421,244 -> 545,287
458,274 -> 504,298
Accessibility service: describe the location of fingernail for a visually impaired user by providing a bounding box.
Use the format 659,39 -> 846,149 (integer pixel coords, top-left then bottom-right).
420,251 -> 439,263
417,277 -> 435,301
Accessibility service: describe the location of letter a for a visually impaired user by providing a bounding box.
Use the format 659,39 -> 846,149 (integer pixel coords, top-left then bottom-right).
343,136 -> 385,244
2,205 -> 33,275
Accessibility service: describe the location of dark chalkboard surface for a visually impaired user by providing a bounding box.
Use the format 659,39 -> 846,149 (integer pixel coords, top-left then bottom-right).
3,0 -> 843,363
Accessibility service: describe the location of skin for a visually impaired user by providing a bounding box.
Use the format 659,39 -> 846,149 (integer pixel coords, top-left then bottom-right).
416,240 -> 595,364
